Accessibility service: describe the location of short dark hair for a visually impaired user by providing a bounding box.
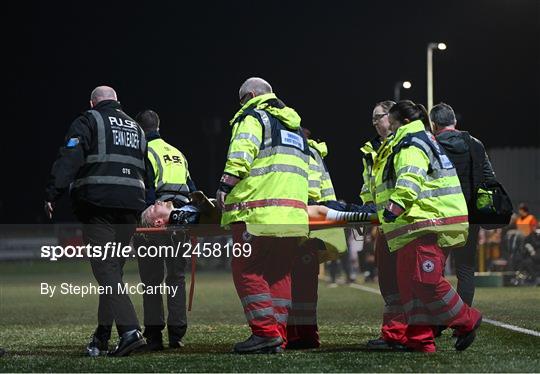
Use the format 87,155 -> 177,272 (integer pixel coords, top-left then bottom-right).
430,102 -> 456,127
518,203 -> 529,213
136,109 -> 160,132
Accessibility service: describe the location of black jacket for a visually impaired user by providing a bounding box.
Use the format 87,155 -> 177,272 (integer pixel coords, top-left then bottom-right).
45,100 -> 147,211
436,128 -> 496,204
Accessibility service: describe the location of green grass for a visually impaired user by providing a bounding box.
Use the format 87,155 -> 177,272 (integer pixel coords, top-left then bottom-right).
0,260 -> 539,372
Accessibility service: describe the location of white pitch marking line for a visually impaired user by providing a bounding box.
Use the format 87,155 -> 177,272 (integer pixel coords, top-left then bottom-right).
345,282 -> 540,338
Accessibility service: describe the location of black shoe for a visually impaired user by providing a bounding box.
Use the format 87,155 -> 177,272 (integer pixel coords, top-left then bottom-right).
109,330 -> 146,357
366,338 -> 409,351
86,335 -> 109,357
233,335 -> 283,354
169,340 -> 185,349
455,316 -> 482,351
135,337 -> 164,352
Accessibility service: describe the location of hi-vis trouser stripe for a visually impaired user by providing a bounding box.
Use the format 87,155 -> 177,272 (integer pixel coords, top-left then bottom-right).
309,180 -> 321,188
86,110 -> 146,169
241,294 -> 291,323
403,289 -> 466,325
383,293 -> 404,314
241,293 -> 274,322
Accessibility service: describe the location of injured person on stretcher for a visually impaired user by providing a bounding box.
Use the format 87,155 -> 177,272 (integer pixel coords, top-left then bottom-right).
141,192 -> 376,228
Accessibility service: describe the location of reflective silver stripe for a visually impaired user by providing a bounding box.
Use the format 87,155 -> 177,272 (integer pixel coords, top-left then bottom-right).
73,176 -> 144,189
88,110 -> 106,155
397,165 -> 427,179
418,186 -> 462,199
156,182 -> 190,193
148,148 -> 163,185
272,298 -> 291,308
245,307 -> 274,321
309,164 -> 321,172
425,289 -> 456,310
395,179 -> 421,195
429,168 -> 457,180
321,172 -> 331,181
258,146 -> 310,163
411,137 -> 442,169
241,293 -> 271,307
403,298 -> 424,313
321,188 -> 335,197
436,298 -> 464,323
383,293 -> 401,304
408,314 -> 435,325
86,154 -> 145,169
275,313 -> 288,323
253,109 -> 273,148
376,182 -> 391,194
250,164 -> 308,178
361,184 -> 369,193
291,302 -> 317,311
383,305 -> 404,314
229,151 -> 254,164
234,132 -> 261,147
288,315 -> 317,325
309,180 -> 321,188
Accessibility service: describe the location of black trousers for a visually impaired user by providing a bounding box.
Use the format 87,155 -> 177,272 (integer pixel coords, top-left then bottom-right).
134,233 -> 187,343
75,202 -> 140,339
452,225 -> 480,306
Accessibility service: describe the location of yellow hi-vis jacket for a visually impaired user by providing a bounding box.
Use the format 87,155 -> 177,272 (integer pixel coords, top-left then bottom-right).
359,136 -> 385,204
220,93 -> 310,237
147,138 -> 190,198
305,139 -> 346,261
372,120 -> 469,252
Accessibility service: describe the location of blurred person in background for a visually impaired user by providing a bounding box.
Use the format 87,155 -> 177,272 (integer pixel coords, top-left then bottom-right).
431,102 -> 496,308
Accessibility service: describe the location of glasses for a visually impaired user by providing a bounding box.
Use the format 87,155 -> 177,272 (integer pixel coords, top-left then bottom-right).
372,113 -> 388,123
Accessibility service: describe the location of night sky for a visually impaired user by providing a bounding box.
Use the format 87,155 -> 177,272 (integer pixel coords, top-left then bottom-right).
6,0 -> 540,223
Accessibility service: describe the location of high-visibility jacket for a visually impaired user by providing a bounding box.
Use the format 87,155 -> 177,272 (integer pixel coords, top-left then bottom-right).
147,137 -> 190,202
308,139 -> 337,202
372,120 -> 469,252
305,139 -> 346,261
359,136 -> 384,204
221,93 -> 310,237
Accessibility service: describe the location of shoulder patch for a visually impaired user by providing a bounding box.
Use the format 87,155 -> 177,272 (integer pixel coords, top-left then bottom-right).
66,137 -> 79,148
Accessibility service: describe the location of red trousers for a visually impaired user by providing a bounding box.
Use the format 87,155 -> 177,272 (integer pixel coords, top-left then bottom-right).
231,223 -> 297,344
287,239 -> 321,346
375,230 -> 407,344
396,235 -> 482,352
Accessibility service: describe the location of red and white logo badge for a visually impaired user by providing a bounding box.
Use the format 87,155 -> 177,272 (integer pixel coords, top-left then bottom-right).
422,260 -> 435,273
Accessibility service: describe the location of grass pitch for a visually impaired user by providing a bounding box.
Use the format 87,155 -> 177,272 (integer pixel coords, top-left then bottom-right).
0,260 -> 539,372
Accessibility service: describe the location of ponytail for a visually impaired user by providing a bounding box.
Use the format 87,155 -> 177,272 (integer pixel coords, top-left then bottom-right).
415,103 -> 432,133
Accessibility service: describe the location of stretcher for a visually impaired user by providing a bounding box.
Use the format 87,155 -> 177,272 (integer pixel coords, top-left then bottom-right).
135,192 -> 378,311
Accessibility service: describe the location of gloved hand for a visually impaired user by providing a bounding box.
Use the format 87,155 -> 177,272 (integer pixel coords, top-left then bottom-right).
44,201 -> 54,219
216,190 -> 228,211
383,201 -> 405,223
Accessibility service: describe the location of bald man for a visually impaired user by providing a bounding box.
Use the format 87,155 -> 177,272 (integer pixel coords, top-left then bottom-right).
45,86 -> 147,357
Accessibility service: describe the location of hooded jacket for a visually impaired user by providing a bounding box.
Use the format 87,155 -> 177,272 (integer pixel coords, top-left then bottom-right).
435,128 -> 496,204
220,93 -> 310,237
